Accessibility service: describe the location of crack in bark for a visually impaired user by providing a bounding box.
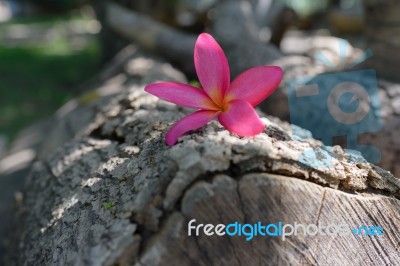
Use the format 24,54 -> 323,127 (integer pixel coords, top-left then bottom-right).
315,190 -> 327,226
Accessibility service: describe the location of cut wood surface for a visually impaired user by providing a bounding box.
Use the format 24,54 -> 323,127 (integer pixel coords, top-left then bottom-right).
6,45 -> 400,266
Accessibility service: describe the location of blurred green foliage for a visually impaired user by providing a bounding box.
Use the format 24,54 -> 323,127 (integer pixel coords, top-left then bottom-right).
0,15 -> 100,143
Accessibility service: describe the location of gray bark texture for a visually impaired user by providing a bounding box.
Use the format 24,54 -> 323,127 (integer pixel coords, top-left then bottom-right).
263,56 -> 400,178
105,1 -> 400,178
5,42 -> 400,266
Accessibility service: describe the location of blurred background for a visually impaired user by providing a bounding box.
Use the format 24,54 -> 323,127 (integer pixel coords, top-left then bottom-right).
0,0 -> 370,156
0,0 -> 100,154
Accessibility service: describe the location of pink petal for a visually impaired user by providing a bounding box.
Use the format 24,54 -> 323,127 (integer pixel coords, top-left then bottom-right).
218,100 -> 264,136
225,66 -> 283,106
166,110 -> 217,146
145,82 -> 219,110
194,33 -> 230,106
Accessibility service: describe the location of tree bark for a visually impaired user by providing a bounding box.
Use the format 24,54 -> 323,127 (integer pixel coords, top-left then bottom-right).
262,55 -> 400,178
5,41 -> 400,266
101,1 -> 400,186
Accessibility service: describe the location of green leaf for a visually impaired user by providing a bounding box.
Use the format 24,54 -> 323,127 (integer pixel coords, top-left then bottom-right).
103,201 -> 113,210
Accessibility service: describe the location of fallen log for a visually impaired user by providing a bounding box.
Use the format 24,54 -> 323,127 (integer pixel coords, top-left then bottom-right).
5,44 -> 400,266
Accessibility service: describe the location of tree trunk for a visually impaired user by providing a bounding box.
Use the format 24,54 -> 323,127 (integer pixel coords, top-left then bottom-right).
106,2 -> 197,76
93,0 -> 130,64
5,41 -> 400,266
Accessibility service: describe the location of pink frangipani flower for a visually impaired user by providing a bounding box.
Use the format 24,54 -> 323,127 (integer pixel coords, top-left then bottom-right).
145,33 -> 283,146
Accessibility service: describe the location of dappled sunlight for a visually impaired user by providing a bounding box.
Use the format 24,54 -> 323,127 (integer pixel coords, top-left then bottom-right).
37,139 -> 125,235
52,139 -> 112,176
40,194 -> 79,234
81,177 -> 101,188
2,0 -> 400,265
